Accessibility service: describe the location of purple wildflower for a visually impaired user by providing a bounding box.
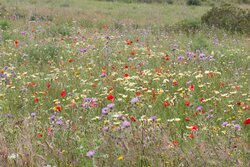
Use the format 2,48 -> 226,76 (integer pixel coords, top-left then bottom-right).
21,88 -> 28,91
102,107 -> 109,115
196,106 -> 203,111
128,57 -> 133,61
86,150 -> 95,157
150,116 -> 157,121
50,115 -> 56,121
79,48 -> 87,53
107,103 -> 115,109
235,124 -> 241,131
31,112 -> 36,117
56,120 -> 63,125
221,122 -> 228,127
177,56 -> 184,61
100,73 -> 107,77
131,97 -> 139,105
102,126 -> 109,132
21,31 -> 27,35
207,114 -> 213,119
122,120 -> 131,127
5,113 -> 12,118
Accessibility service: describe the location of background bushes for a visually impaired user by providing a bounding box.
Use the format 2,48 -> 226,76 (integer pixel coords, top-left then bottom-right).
0,20 -> 9,30
186,0 -> 201,5
202,4 -> 250,34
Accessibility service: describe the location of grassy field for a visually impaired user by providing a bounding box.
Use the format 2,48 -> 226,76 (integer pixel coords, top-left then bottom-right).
0,0 -> 250,166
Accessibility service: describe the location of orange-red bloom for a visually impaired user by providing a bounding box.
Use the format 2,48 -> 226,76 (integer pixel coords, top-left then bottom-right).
107,94 -> 114,101
34,98 -> 39,103
130,116 -> 137,122
164,101 -> 170,107
60,90 -> 66,98
243,118 -> 250,124
184,100 -> 190,106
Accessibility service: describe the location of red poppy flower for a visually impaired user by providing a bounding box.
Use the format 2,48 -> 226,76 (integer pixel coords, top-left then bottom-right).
172,80 -> 178,86
130,116 -> 137,122
219,82 -> 225,87
107,94 -> 114,101
243,118 -> 250,124
123,73 -> 129,77
243,105 -> 249,110
200,97 -> 205,103
184,100 -> 190,106
172,140 -> 178,146
68,58 -> 73,63
126,40 -> 133,45
131,50 -> 135,55
38,133 -> 43,139
189,85 -> 195,91
189,133 -> 194,139
136,92 -> 141,96
34,98 -> 39,103
192,125 -> 198,131
164,101 -> 170,107
236,101 -> 242,106
208,72 -> 215,78
185,116 -> 190,121
54,105 -> 62,112
60,90 -> 66,98
15,40 -> 19,47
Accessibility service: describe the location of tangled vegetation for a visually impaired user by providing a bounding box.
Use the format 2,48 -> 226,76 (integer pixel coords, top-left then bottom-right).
0,0 -> 249,166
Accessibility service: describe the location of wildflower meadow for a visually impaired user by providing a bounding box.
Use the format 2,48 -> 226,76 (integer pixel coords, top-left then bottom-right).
0,0 -> 249,166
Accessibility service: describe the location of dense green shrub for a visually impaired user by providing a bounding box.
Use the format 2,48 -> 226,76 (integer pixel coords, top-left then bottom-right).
202,4 -> 250,33
187,0 -> 201,5
174,18 -> 202,33
0,20 -> 9,30
98,0 -> 175,3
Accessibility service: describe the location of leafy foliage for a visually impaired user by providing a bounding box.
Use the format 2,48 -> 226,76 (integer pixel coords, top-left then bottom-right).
0,20 -> 9,30
186,0 -> 201,6
202,4 -> 250,33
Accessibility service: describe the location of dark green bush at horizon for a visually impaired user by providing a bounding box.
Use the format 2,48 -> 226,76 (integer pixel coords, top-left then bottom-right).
202,3 -> 250,34
97,0 -> 250,4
